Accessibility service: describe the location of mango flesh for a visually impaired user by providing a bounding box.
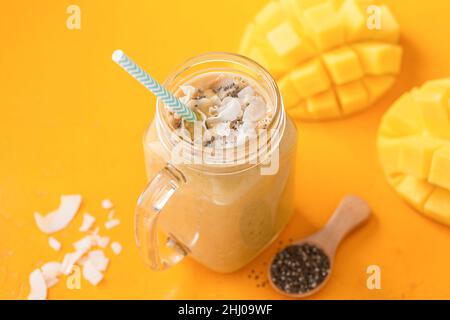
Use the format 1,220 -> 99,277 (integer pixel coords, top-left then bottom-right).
240,0 -> 402,120
378,78 -> 450,226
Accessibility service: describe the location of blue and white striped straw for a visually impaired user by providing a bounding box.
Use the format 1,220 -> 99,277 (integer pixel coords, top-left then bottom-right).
112,49 -> 197,122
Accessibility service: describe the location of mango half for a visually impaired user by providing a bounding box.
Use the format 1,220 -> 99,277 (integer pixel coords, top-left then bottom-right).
378,79 -> 450,226
240,0 -> 402,120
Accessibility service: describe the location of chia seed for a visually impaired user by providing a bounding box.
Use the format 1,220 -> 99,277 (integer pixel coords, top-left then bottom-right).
270,243 -> 330,295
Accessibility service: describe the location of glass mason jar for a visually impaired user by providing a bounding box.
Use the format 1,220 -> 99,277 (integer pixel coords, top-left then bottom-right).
135,52 -> 298,273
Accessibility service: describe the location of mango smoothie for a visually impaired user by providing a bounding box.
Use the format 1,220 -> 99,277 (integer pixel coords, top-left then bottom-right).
137,53 -> 297,273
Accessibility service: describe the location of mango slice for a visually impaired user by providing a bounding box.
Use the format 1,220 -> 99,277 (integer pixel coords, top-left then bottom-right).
240,0 -> 402,120
378,78 -> 450,226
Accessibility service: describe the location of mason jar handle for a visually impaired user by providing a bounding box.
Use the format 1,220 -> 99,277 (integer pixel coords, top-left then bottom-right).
134,164 -> 188,270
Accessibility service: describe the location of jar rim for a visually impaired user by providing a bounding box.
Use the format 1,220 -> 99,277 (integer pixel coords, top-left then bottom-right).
150,52 -> 286,175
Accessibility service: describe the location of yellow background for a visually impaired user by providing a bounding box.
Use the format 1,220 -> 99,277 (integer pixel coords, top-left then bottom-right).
1,0 -> 450,299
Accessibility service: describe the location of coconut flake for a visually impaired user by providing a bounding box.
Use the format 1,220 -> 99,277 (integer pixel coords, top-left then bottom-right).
105,219 -> 120,230
45,277 -> 59,288
243,96 -> 267,122
61,248 -> 88,275
180,85 -> 197,99
27,269 -> 47,300
41,262 -> 62,279
111,242 -> 122,255
101,199 -> 114,210
96,236 -> 110,248
79,213 -> 96,232
41,262 -> 62,288
216,98 -> 242,122
73,236 -> 94,251
82,260 -> 104,286
237,86 -> 254,99
215,122 -> 231,137
34,195 -> 82,234
48,236 -> 61,251
87,250 -> 109,272
92,227 -> 100,235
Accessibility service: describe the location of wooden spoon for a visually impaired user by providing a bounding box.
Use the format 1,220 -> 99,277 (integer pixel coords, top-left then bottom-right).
268,195 -> 372,298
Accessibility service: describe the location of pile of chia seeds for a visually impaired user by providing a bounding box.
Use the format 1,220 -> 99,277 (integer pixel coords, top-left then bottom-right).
270,243 -> 330,295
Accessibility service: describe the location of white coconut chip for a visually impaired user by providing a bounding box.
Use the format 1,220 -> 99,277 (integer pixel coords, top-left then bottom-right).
237,86 -> 254,99
79,213 -> 96,232
61,248 -> 88,275
105,219 -> 120,230
215,122 -> 231,137
27,269 -> 47,300
180,85 -> 197,99
45,277 -> 59,289
73,236 -> 94,251
96,236 -> 110,248
87,250 -> 109,272
101,199 -> 114,210
243,96 -> 267,122
111,242 -> 122,255
34,195 -> 82,234
41,262 -> 62,288
48,236 -> 61,251
82,260 -> 104,286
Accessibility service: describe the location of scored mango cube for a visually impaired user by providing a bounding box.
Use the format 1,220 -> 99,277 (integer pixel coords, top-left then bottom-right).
378,137 -> 404,177
429,145 -> 450,191
301,2 -> 344,51
396,175 -> 435,211
414,87 -> 450,139
248,45 -> 286,78
399,137 -> 443,180
255,1 -> 285,32
424,188 -> 450,225
240,0 -> 402,121
306,89 -> 340,118
267,21 -> 315,66
353,42 -> 402,75
363,75 -> 395,103
379,92 -> 423,137
290,0 -> 327,14
339,0 -> 372,42
288,100 -> 316,120
322,46 -> 364,85
378,78 -> 450,226
335,81 -> 368,114
278,76 -> 301,109
290,59 -> 331,98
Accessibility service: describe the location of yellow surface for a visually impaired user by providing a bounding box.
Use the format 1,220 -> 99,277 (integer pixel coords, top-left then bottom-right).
1,0 -> 450,300
378,78 -> 450,227
239,0 -> 402,120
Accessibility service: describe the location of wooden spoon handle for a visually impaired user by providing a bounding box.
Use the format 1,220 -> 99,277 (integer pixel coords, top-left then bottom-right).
320,195 -> 371,253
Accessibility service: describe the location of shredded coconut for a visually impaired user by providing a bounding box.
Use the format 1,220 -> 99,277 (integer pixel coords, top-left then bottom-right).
41,262 -> 62,288
101,199 -> 114,210
79,213 -> 96,232
87,250 -> 109,271
48,236 -> 61,251
27,269 -> 47,300
82,260 -> 104,286
34,195 -> 82,234
167,73 -> 272,149
105,219 -> 120,230
111,242 -> 122,255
